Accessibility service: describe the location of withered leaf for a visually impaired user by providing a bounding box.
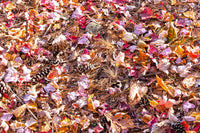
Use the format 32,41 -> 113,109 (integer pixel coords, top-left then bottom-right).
129,81 -> 148,105
13,104 -> 27,118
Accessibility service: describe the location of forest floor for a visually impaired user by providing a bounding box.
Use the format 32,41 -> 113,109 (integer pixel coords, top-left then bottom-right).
0,0 -> 200,133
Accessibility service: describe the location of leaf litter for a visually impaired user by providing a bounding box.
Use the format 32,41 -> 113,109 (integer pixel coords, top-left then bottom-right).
0,0 -> 200,132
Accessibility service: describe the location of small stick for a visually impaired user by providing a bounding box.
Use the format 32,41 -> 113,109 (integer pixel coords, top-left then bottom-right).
43,24 -> 52,37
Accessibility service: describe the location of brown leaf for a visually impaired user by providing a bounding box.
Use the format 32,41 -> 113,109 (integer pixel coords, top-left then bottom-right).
142,114 -> 152,123
129,81 -> 148,105
0,101 -> 8,110
13,104 -> 27,118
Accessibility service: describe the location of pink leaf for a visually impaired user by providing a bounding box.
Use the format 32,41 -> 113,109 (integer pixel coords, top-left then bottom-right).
148,45 -> 158,55
183,101 -> 195,112
1,113 -> 13,122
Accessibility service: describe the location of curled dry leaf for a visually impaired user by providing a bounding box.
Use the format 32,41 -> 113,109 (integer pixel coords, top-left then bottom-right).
182,75 -> 196,89
129,81 -> 148,105
167,19 -> 177,42
142,114 -> 152,124
183,11 -> 195,20
13,104 -> 27,118
105,112 -> 134,132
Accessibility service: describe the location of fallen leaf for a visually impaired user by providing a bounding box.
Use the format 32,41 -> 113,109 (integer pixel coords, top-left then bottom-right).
27,102 -> 38,110
88,94 -> 97,112
137,50 -> 149,65
167,21 -> 177,42
129,81 -> 148,105
156,75 -> 174,96
183,11 -> 195,20
171,0 -> 176,5
174,45 -> 185,57
13,104 -> 27,118
149,99 -> 159,107
182,75 -> 196,89
142,114 -> 152,123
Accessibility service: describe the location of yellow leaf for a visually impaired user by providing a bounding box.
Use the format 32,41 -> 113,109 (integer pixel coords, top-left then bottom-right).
186,131 -> 196,133
156,75 -> 174,96
148,99 -> 158,107
15,121 -> 25,128
5,3 -> 15,11
183,11 -> 195,19
137,39 -> 147,49
17,28 -> 26,38
171,0 -> 176,5
167,20 -> 177,42
190,112 -> 200,117
27,102 -> 38,110
58,127 -> 69,133
174,45 -> 184,57
156,75 -> 169,92
60,118 -> 72,127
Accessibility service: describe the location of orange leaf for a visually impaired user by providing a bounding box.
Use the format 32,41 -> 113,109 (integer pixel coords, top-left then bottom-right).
141,114 -> 152,123
47,70 -> 58,79
149,99 -> 158,107
156,75 -> 169,92
156,75 -> 174,96
174,45 -> 184,57
17,28 -> 26,38
88,94 -> 97,112
50,81 -> 60,89
137,50 -> 149,65
27,102 -> 38,110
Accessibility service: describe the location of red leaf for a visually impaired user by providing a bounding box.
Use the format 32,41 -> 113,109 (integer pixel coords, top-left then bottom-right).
181,121 -> 189,131
2,93 -> 9,99
123,41 -> 130,48
141,7 -> 153,20
77,16 -> 87,29
193,123 -> 200,132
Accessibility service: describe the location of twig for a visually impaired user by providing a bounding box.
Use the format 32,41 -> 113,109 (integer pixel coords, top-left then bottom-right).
0,34 -> 23,42
43,24 -> 52,37
8,22 -> 23,29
